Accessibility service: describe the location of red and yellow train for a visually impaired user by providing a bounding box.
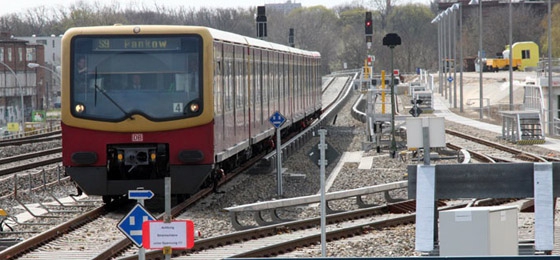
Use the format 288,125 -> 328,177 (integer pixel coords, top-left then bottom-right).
61,25 -> 322,202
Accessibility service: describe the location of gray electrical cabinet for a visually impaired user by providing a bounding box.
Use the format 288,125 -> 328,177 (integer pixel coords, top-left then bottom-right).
439,206 -> 519,256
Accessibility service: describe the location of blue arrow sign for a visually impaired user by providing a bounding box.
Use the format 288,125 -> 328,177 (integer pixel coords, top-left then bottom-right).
447,76 -> 453,83
269,111 -> 286,129
117,204 -> 156,247
128,190 -> 154,200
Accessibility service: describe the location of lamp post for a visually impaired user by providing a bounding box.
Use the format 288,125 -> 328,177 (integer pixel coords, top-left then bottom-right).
508,0 -> 513,111
431,14 -> 442,95
28,62 -> 61,111
442,11 -> 448,99
451,3 -> 464,112
469,0 -> 483,119
446,9 -> 452,105
547,0 -> 553,135
0,61 -> 25,129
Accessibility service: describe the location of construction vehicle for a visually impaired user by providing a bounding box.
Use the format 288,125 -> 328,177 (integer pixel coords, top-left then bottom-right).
485,41 -> 539,72
485,57 -> 522,72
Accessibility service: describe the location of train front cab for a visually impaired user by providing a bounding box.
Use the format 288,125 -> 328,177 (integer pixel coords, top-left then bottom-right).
61,26 -> 217,201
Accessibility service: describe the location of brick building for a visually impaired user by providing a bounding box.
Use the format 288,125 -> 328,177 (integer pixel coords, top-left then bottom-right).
0,32 -> 45,125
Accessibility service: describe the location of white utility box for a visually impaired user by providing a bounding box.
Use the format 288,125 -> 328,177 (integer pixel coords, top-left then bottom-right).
439,206 -> 518,256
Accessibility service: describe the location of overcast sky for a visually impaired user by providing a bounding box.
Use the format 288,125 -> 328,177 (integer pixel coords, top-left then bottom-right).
1,0 -> 431,16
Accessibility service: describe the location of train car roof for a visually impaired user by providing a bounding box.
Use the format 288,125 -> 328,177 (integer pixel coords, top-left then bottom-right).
62,25 -> 319,58
206,27 -> 319,57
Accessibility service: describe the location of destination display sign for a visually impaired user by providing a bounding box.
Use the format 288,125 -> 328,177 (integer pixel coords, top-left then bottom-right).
93,38 -> 182,51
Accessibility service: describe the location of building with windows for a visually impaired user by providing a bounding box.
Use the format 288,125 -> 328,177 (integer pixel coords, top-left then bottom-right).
0,32 -> 45,125
16,35 -> 62,67
265,1 -> 302,14
16,35 -> 62,110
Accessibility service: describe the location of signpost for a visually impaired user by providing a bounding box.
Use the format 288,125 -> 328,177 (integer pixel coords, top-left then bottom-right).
269,111 -> 286,196
128,190 -> 154,200
117,203 -> 156,247
142,220 -> 195,249
118,189 -> 155,260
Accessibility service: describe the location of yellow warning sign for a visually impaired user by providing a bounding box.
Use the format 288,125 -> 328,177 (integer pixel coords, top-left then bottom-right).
7,122 -> 20,132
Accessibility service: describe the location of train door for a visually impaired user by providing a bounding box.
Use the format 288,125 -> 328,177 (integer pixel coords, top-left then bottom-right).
233,44 -> 249,146
287,54 -> 293,122
223,43 -> 235,149
274,53 -> 288,116
251,48 -> 263,138
259,50 -> 272,136
303,56 -> 309,115
213,41 -> 226,154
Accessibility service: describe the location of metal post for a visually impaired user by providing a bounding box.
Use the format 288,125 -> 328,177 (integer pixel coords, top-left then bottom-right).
138,196 -> 146,260
478,0 -> 483,119
442,14 -> 447,99
459,4 -> 464,113
508,0 -> 514,110
438,17 -> 443,95
547,0 -> 553,135
390,47 -> 397,158
276,128 -> 283,196
165,177 -> 171,260
447,10 -> 452,105
452,9 -> 457,108
318,129 -> 327,257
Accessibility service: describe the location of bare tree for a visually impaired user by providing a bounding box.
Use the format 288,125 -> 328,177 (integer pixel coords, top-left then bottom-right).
539,2 -> 560,57
378,4 -> 435,73
286,6 -> 341,74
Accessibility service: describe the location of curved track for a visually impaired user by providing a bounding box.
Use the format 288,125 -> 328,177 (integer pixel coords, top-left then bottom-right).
0,73 -> 356,260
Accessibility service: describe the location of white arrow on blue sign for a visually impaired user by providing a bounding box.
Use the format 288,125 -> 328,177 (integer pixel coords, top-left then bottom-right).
447,76 -> 453,83
128,190 -> 154,200
269,111 -> 286,129
117,204 -> 156,247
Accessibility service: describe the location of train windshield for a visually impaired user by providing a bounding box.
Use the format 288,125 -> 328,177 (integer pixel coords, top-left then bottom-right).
70,35 -> 203,121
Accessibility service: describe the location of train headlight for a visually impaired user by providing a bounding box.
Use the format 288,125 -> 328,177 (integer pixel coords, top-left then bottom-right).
75,103 -> 85,113
150,152 -> 156,162
117,152 -> 124,162
189,102 -> 200,113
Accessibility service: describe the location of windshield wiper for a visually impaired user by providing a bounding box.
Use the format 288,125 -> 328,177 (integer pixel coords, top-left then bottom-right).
92,67 -> 134,120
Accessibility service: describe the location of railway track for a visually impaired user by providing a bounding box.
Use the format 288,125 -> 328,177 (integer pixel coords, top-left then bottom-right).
445,129 -> 559,163
3,75 -> 548,258
0,74 -> 356,259
0,149 -> 61,178
116,198 -> 530,259
0,130 -> 61,148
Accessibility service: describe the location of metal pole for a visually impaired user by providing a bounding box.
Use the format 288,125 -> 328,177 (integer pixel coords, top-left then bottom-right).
442,14 -> 447,99
453,9 -> 457,108
508,0 -> 514,111
276,128 -> 283,196
438,18 -> 443,95
138,197 -> 146,260
0,61 -> 24,130
318,129 -> 327,257
447,10 -> 452,105
459,4 -> 464,113
165,177 -> 171,260
547,0 -> 553,135
390,47 -> 397,158
437,18 -> 443,95
478,0 -> 483,119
